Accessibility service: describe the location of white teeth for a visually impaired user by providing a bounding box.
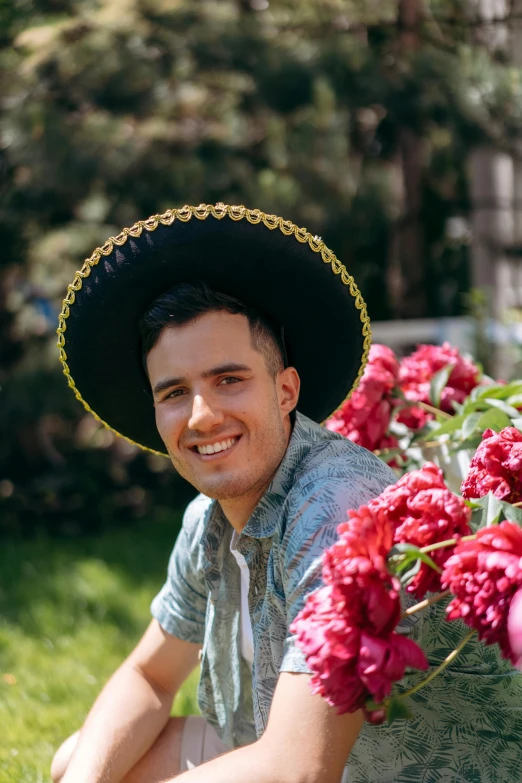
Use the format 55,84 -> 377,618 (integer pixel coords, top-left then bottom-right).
197,437 -> 237,455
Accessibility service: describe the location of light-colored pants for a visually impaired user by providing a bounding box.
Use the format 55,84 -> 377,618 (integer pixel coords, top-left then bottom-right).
179,716 -> 228,771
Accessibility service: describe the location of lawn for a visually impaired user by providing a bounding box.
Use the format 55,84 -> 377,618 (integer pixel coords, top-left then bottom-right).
0,509 -> 199,783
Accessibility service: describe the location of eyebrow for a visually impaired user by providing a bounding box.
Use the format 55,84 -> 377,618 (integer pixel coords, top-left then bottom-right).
152,363 -> 252,396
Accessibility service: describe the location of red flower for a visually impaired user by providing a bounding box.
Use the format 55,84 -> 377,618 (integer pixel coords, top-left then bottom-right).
368,463 -> 472,598
399,342 -> 481,418
325,344 -> 400,452
507,588 -> 522,669
357,632 -> 429,705
370,343 -> 401,378
461,427 -> 522,504
396,404 -> 430,431
291,509 -> 428,714
442,522 -> 522,664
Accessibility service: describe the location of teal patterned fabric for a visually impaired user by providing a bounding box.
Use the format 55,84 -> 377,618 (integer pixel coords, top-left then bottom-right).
151,412 -> 522,782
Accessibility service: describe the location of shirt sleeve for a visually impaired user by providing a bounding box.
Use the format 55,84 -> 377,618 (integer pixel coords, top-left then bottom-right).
279,464 -> 398,674
150,495 -> 209,644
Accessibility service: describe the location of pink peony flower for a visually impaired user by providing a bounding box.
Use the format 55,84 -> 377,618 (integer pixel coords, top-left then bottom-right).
292,509 -> 428,714
399,342 -> 481,422
507,588 -> 522,669
442,522 -> 522,664
396,404 -> 430,431
325,344 -> 400,453
368,463 -> 472,598
357,632 -> 429,704
291,584 -> 369,714
461,427 -> 522,504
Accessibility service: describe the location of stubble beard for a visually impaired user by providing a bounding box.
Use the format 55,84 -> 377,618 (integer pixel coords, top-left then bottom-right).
167,407 -> 288,502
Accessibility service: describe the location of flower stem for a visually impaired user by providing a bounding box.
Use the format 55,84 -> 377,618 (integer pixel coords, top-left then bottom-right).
417,401 -> 453,420
513,501 -> 522,508
401,590 -> 451,618
420,534 -> 476,554
415,440 -> 445,449
397,630 -> 476,702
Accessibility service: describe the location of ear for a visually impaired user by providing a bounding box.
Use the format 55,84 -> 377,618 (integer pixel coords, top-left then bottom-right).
277,366 -> 300,414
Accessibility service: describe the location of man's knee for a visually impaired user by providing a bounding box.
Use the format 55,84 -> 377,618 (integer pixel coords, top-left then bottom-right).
50,718 -> 187,783
50,730 -> 80,783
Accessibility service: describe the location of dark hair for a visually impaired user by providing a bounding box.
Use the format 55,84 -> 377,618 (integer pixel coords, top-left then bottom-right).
139,282 -> 286,378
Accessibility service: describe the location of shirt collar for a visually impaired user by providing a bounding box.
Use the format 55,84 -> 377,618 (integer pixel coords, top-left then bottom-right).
201,411 -> 340,572
241,411 -> 335,538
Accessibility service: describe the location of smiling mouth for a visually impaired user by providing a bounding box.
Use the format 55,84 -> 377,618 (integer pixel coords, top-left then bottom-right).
191,436 -> 240,456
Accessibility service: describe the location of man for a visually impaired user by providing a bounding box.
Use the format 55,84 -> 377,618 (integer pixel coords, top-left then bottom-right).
50,204 -> 522,783
51,203 -> 398,783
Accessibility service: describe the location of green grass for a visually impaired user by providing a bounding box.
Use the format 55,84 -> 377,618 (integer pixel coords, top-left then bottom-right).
0,510 -> 199,783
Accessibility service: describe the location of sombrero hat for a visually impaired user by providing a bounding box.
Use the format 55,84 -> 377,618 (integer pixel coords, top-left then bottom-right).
57,203 -> 371,456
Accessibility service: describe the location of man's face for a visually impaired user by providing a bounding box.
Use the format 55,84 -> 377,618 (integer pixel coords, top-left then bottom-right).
147,311 -> 299,502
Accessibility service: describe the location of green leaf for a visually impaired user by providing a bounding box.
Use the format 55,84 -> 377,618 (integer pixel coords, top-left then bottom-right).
476,382 -> 522,400
464,498 -> 483,509
387,543 -> 420,575
386,695 -> 414,724
506,394 -> 522,407
461,399 -> 489,415
388,543 -> 421,556
462,411 -> 482,440
499,501 -> 522,526
428,413 -> 466,438
482,398 -> 521,419
487,494 -> 503,525
429,364 -> 453,408
387,543 -> 442,586
476,383 -> 508,399
476,407 -> 512,433
450,433 -> 483,452
470,507 -> 485,532
500,381 -> 522,396
398,559 -> 422,586
474,492 -> 504,526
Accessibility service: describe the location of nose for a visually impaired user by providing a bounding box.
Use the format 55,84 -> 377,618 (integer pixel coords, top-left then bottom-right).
188,393 -> 225,431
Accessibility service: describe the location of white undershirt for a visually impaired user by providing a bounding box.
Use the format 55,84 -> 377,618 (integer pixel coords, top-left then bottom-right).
230,531 -> 254,669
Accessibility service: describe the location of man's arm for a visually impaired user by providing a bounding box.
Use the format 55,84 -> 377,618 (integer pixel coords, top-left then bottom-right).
60,619 -> 201,783
169,671 -> 362,783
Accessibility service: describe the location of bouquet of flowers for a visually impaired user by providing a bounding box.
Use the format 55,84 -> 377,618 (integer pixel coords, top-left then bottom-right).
300,344 -> 522,724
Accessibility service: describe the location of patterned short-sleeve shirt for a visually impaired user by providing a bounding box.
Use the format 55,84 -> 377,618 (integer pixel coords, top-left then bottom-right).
151,412 -> 522,783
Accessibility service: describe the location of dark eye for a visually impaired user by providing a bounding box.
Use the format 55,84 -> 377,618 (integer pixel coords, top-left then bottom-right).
165,388 -> 185,399
220,376 -> 241,385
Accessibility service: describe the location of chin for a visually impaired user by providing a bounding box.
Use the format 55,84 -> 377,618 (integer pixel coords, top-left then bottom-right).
195,476 -> 253,501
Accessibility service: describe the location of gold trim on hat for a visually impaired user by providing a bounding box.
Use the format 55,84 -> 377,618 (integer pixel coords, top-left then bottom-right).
56,203 -> 372,456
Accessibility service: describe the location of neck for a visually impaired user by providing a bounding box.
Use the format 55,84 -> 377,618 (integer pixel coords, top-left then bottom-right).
220,414 -> 293,533
219,482 -> 270,534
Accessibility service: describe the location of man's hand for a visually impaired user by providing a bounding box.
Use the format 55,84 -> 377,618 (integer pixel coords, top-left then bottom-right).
170,671 -> 362,783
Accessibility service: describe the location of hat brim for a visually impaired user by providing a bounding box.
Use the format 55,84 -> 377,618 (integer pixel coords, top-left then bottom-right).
58,204 -> 371,455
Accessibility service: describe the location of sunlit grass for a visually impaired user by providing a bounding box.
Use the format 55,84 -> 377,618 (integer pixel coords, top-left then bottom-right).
0,511 -> 199,783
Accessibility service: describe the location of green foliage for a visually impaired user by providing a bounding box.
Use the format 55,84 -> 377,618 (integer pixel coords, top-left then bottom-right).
385,694 -> 415,724
466,492 -> 522,529
428,379 -> 522,452
429,364 -> 453,408
387,542 -> 441,587
2,0 -> 522,532
0,509 -> 198,783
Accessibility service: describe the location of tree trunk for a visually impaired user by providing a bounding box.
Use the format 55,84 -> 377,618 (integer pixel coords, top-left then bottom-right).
467,0 -> 512,375
393,0 -> 428,318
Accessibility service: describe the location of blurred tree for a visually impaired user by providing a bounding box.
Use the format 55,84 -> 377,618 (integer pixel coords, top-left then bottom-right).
1,0 -> 521,533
